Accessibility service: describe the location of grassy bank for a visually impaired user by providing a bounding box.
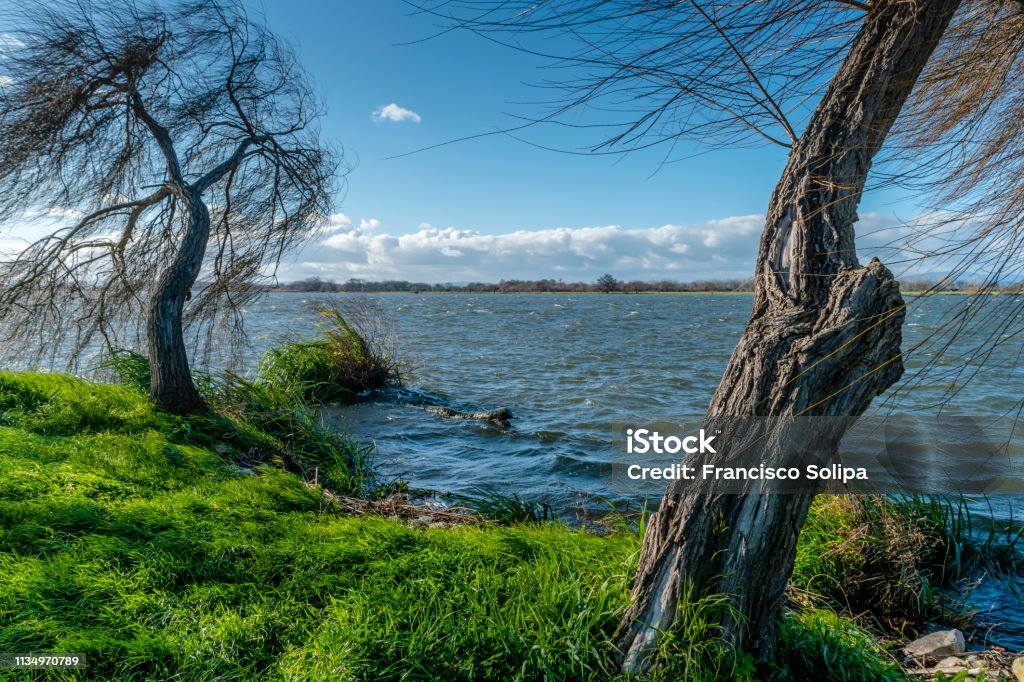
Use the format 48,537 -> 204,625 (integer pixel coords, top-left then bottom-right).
0,371 -> 636,680
1,370 -> 990,680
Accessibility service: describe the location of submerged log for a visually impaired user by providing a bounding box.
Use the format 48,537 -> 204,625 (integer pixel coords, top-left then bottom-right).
426,405 -> 512,428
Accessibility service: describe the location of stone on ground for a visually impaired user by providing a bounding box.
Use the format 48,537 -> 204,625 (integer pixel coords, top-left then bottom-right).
903,629 -> 966,660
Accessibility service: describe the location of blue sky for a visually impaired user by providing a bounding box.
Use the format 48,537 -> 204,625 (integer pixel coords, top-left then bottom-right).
253,0 -> 794,230
0,1 -> 929,283
245,1 -> 928,283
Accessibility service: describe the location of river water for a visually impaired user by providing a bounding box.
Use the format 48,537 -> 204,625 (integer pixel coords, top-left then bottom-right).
240,291 -> 1023,648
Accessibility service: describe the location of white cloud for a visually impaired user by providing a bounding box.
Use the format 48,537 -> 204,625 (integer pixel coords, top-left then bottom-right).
371,103 -> 422,124
284,211 -> 992,284
290,215 -> 768,282
2,206 -> 988,284
326,213 -> 353,230
0,237 -> 29,259
0,33 -> 21,87
0,33 -> 23,65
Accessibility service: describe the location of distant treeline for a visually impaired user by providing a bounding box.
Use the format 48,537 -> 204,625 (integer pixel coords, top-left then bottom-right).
271,276 -> 1023,294
274,276 -> 755,293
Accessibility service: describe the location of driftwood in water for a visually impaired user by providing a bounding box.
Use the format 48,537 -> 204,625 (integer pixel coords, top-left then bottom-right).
426,405 -> 512,428
309,483 -> 482,527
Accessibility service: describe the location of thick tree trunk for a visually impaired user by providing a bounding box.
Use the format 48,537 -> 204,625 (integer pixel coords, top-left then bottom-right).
616,0 -> 961,671
147,187 -> 211,414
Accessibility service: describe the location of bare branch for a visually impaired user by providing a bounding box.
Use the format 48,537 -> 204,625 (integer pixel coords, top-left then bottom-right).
192,134 -> 266,193
130,90 -> 184,184
689,0 -> 798,144
407,0 -> 864,155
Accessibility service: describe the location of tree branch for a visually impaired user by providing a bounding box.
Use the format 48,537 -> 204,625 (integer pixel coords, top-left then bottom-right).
690,0 -> 798,145
192,135 -> 268,193
130,90 -> 184,184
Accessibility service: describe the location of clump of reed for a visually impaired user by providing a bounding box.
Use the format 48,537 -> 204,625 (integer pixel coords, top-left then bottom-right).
793,494 -> 1023,636
257,302 -> 402,404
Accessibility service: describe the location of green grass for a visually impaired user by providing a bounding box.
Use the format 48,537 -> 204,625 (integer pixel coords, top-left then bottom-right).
458,487 -> 554,524
770,609 -> 905,681
96,348 -> 376,497
0,371 -> 634,680
0,371 -> 926,680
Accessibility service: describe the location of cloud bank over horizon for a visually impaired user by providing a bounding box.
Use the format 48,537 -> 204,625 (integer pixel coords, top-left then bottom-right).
281,212 -> 950,284
287,213 -> 766,283
0,209 -> 964,285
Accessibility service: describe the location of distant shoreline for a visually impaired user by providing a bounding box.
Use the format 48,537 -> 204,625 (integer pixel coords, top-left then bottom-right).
268,288 -> 756,295
266,288 -> 1009,296
267,275 -> 1016,296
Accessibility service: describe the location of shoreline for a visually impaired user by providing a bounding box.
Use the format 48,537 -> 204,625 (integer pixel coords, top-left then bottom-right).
270,289 -> 756,295
1,369 -> 1021,680
265,289 -> 1012,296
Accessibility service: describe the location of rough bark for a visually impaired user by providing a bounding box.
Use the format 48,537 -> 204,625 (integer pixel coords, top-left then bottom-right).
147,187 -> 211,414
616,0 -> 962,671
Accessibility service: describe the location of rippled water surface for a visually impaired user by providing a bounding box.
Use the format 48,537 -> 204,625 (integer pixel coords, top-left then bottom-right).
241,292 -> 1024,648
244,293 -> 1024,503
246,293 -> 755,504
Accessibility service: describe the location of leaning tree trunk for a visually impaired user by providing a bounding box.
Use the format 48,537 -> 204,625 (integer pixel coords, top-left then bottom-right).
616,0 -> 962,671
147,186 -> 211,414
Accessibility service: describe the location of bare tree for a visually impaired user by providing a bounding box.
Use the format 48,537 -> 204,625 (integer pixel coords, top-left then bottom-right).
0,0 -> 338,413
406,0 -> 1024,672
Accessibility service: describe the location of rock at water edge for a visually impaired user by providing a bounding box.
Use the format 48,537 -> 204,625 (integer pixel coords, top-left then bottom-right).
902,630 -> 965,660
